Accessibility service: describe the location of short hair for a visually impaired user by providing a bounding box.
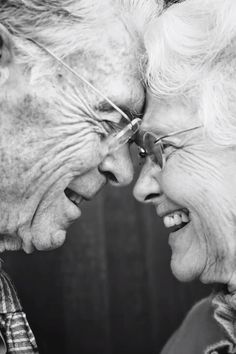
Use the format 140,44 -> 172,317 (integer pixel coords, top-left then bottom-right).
0,0 -> 161,77
145,0 -> 236,146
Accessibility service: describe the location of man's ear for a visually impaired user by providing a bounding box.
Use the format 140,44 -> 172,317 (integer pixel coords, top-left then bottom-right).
0,24 -> 14,85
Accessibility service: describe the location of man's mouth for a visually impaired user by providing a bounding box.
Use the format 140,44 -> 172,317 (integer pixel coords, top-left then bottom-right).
64,188 -> 83,208
162,209 -> 190,233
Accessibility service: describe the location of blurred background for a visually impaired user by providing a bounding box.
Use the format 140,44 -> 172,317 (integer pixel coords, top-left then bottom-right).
2,155 -> 211,354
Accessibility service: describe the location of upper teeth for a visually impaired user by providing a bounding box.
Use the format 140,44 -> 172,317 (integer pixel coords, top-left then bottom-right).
163,211 -> 189,228
69,193 -> 82,206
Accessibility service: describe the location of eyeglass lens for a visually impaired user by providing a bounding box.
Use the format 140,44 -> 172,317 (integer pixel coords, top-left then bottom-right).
106,118 -> 141,154
143,133 -> 164,168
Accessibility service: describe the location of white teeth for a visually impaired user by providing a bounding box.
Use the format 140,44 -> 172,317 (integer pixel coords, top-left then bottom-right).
163,211 -> 190,229
174,214 -> 182,225
164,217 -> 175,228
182,213 -> 189,223
69,193 -> 82,206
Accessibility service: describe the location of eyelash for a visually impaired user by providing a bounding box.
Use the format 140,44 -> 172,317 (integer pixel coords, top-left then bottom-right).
162,143 -> 178,158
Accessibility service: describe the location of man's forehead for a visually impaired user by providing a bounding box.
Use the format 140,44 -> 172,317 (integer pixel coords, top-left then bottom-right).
95,89 -> 145,116
62,17 -> 145,118
72,42 -> 141,91
86,62 -> 145,115
88,17 -> 141,67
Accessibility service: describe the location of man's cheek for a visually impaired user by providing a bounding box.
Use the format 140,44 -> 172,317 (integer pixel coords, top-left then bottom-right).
69,134 -> 107,174
73,137 -> 109,176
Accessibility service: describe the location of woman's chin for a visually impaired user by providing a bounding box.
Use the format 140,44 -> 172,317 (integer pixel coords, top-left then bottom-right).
170,254 -> 206,282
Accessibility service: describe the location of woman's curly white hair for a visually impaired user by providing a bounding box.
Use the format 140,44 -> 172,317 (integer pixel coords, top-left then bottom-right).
145,0 -> 236,146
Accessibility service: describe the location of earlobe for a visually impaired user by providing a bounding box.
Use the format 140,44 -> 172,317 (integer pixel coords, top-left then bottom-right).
0,24 -> 13,86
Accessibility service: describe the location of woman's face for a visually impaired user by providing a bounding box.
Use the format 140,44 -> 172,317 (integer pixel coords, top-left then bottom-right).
134,92 -> 236,286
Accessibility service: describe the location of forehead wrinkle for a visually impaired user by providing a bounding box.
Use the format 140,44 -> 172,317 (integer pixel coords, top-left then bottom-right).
67,51 -> 141,110
55,78 -> 105,134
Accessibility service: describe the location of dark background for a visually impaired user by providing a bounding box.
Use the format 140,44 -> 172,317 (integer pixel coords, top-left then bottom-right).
2,161 -> 211,354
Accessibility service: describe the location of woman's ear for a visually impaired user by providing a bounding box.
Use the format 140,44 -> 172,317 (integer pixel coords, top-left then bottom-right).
0,24 -> 14,86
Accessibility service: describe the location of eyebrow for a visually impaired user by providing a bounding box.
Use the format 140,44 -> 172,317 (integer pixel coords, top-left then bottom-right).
96,101 -> 118,113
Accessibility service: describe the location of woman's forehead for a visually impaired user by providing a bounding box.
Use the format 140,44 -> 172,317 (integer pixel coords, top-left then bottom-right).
143,92 -> 200,135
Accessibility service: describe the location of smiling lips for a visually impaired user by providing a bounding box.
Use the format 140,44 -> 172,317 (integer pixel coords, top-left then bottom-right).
65,187 -> 191,233
161,209 -> 190,232
64,188 -> 83,208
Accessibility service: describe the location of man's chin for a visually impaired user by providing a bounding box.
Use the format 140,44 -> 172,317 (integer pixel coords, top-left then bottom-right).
30,229 -> 67,252
27,193 -> 82,252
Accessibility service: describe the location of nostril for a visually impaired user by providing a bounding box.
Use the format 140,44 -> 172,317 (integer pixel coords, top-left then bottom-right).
144,193 -> 160,201
102,171 -> 118,183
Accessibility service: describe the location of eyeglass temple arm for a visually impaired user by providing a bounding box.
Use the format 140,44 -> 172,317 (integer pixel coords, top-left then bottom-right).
155,125 -> 203,142
26,38 -> 131,123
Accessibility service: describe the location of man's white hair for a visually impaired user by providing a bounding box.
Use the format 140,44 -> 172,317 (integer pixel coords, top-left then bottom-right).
0,0 -> 161,77
145,0 -> 236,146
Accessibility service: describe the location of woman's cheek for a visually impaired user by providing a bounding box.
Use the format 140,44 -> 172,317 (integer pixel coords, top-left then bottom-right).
161,151 -> 208,206
161,154 -> 191,203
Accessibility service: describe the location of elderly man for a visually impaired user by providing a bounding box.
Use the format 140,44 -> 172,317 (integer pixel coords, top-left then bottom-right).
0,0 -> 160,352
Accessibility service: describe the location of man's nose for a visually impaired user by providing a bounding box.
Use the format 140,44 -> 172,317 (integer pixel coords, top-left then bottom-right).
99,145 -> 134,186
133,159 -> 162,203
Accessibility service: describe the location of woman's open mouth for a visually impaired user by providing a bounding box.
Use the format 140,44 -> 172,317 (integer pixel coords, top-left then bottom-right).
64,188 -> 83,208
163,209 -> 190,233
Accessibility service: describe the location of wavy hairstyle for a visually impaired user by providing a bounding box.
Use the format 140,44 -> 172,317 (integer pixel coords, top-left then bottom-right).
0,0 -> 162,81
145,0 -> 236,146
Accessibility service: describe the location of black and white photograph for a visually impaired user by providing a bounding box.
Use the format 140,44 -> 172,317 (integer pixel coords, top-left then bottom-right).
0,0 -> 235,353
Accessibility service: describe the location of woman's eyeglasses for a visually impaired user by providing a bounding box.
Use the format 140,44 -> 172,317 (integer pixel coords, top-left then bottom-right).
137,125 -> 203,169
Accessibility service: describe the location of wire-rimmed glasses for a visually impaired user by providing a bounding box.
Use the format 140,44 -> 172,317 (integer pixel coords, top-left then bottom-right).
26,38 -> 142,154
137,125 -> 203,169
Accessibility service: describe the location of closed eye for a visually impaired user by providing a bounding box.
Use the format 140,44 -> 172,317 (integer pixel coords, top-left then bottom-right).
99,120 -> 121,136
162,142 -> 179,158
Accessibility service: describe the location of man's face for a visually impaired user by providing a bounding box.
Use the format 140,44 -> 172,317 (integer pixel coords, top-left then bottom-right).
0,20 -> 144,253
134,92 -> 236,285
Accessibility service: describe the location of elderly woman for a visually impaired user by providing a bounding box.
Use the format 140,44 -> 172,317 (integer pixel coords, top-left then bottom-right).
134,0 -> 236,353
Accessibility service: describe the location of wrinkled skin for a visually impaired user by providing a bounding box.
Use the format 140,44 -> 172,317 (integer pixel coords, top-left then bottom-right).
0,20 -> 145,253
134,92 -> 236,288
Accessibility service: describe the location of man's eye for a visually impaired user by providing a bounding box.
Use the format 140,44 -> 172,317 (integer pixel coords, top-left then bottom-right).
101,120 -> 122,134
101,114 -> 131,133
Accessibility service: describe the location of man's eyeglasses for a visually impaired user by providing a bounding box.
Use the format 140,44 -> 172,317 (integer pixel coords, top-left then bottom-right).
26,38 -> 141,154
137,125 -> 202,169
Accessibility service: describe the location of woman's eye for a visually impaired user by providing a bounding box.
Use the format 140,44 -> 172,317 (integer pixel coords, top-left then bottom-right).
162,143 -> 177,158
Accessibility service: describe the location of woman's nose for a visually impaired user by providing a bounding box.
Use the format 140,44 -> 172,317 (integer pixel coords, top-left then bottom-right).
99,145 -> 134,186
133,160 -> 162,203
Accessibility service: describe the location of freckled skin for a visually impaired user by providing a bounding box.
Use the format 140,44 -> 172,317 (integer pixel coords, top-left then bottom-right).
134,92 -> 236,287
0,20 -> 145,253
